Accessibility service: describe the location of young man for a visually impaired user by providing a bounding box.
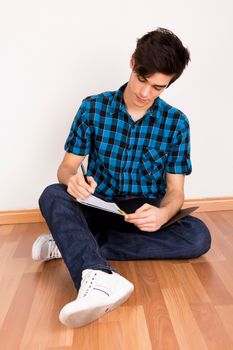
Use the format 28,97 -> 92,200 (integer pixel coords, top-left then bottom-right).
32,28 -> 211,328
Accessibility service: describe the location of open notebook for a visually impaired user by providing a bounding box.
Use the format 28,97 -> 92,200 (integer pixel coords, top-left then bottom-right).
77,194 -> 125,215
77,194 -> 199,228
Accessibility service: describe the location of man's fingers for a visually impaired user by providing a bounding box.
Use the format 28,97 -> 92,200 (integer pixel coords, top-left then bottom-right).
137,223 -> 160,231
68,182 -> 91,200
125,211 -> 150,221
78,177 -> 93,193
71,175 -> 93,194
127,207 -> 153,219
125,213 -> 141,220
76,187 -> 92,200
135,203 -> 151,213
87,176 -> 97,192
128,217 -> 154,225
67,174 -> 96,199
138,226 -> 157,232
67,183 -> 79,198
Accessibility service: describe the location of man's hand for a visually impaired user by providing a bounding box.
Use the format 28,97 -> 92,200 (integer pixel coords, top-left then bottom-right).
124,204 -> 168,232
67,174 -> 97,200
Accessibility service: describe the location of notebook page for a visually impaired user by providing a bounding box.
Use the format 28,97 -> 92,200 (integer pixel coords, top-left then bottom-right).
77,195 -> 124,215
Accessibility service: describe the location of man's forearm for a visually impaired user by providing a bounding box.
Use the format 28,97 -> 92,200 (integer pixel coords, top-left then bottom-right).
57,165 -> 77,185
159,189 -> 184,222
57,153 -> 86,186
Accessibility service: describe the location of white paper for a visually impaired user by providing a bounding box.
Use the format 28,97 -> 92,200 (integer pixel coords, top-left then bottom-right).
77,195 -> 125,215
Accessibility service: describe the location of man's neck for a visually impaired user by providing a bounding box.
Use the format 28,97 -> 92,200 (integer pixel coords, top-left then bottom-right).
123,85 -> 153,120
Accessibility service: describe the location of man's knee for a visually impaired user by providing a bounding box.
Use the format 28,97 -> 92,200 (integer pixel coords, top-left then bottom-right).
188,216 -> 211,258
39,183 -> 68,211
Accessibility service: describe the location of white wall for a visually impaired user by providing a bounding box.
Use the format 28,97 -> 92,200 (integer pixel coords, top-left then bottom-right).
0,0 -> 232,210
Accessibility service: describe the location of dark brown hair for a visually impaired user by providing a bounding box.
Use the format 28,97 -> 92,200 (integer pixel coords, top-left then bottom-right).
133,28 -> 191,87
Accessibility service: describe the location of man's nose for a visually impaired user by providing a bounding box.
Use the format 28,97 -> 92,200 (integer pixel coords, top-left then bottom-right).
140,85 -> 151,97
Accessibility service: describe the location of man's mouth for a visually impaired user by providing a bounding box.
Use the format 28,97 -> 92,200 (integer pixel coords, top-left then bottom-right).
136,94 -> 148,103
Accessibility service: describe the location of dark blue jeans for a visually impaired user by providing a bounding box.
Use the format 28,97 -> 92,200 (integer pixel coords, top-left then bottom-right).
39,183 -> 211,290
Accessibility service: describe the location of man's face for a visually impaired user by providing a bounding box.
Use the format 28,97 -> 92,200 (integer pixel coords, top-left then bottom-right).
126,58 -> 175,110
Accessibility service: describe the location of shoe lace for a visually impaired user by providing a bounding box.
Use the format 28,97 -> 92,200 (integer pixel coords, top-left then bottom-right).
78,270 -> 98,298
48,239 -> 61,259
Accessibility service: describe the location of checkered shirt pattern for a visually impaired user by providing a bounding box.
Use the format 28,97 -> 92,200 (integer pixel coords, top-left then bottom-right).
65,83 -> 192,199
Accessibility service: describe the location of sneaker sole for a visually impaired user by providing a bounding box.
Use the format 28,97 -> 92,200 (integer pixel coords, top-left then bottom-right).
59,284 -> 134,328
31,234 -> 52,261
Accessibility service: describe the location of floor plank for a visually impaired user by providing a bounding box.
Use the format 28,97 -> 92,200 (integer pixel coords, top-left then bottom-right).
0,211 -> 233,349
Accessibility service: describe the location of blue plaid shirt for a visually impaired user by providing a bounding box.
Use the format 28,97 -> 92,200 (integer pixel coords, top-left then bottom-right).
65,83 -> 192,199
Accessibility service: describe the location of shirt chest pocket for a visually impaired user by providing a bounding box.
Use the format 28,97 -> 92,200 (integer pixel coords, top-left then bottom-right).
140,148 -> 167,180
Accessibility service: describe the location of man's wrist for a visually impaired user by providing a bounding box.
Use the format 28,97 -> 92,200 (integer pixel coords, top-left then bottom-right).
153,206 -> 169,225
160,207 -> 170,224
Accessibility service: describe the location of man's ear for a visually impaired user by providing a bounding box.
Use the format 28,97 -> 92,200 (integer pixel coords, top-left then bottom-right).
130,55 -> 135,69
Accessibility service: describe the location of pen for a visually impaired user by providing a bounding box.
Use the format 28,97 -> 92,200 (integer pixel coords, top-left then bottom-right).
118,209 -> 127,215
81,164 -> 88,184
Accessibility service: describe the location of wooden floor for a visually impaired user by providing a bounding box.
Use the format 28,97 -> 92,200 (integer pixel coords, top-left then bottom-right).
0,211 -> 233,350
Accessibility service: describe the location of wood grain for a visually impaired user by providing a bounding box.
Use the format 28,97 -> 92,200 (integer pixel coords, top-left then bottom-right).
0,211 -> 233,349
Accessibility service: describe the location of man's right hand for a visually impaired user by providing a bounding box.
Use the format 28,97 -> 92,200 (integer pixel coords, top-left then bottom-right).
67,174 -> 97,200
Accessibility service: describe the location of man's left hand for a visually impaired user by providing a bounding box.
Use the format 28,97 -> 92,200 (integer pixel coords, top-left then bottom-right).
124,204 -> 168,232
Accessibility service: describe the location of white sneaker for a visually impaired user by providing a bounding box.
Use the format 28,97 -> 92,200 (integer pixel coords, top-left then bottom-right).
59,269 -> 134,328
32,234 -> 62,261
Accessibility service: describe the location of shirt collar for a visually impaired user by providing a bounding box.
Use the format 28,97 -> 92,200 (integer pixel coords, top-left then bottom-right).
110,82 -> 160,117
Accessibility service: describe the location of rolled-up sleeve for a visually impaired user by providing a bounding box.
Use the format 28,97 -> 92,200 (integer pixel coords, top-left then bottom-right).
165,116 -> 192,175
64,99 -> 91,155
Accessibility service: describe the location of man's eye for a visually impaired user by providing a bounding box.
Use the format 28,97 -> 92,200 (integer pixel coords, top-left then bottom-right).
154,87 -> 162,91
